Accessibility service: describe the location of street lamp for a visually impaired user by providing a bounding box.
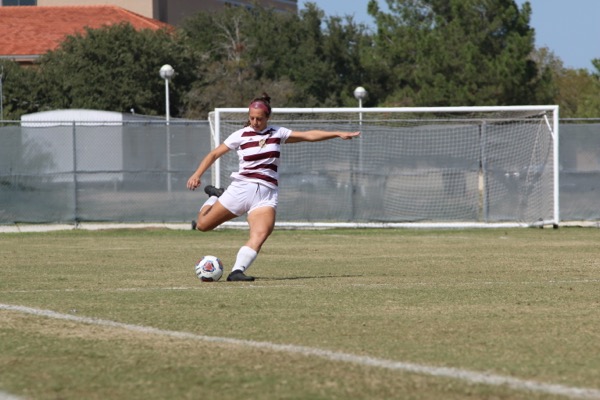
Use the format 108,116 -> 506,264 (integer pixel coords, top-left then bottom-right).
159,64 -> 175,122
0,65 -> 4,121
160,64 -> 175,192
353,86 -> 367,177
353,86 -> 368,126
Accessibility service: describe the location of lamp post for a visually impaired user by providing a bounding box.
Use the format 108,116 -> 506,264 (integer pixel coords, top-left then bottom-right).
160,64 -> 175,192
353,86 -> 367,126
0,65 -> 4,122
353,86 -> 367,176
159,64 -> 175,123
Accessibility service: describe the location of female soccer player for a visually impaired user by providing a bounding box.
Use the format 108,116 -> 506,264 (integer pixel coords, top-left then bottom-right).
186,93 -> 360,281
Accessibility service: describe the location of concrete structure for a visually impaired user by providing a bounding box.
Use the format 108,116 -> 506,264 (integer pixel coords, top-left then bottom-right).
1,0 -> 298,26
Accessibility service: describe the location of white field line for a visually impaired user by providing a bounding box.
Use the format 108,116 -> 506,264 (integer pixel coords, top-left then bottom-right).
0,391 -> 24,400
0,285 -> 307,294
2,278 -> 599,294
2,304 -> 600,399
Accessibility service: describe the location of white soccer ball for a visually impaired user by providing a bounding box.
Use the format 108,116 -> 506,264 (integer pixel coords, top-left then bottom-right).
195,255 -> 224,282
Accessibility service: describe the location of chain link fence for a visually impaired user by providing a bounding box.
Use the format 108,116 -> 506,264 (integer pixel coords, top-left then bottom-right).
559,121 -> 600,221
0,120 -> 212,224
1,118 -> 599,225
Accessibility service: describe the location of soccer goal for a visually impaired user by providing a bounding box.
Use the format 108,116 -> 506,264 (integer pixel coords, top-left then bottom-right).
209,106 -> 559,228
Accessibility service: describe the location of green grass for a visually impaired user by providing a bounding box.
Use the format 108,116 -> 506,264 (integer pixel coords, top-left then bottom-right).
1,228 -> 599,399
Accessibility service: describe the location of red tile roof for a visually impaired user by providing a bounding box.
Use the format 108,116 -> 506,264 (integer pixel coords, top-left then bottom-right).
0,5 -> 172,61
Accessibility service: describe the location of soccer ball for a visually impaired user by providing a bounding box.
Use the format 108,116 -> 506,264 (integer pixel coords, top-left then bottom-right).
195,255 -> 224,282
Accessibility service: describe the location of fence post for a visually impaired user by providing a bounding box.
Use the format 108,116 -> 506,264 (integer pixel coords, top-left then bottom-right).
72,121 -> 79,224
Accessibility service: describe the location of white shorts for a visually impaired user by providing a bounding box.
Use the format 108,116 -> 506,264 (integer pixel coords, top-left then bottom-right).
218,180 -> 278,216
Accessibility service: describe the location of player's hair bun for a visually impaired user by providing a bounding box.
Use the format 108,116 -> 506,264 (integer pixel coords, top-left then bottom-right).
259,93 -> 271,104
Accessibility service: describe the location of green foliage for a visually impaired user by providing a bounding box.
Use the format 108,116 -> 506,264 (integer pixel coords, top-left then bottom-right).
531,48 -> 600,118
181,6 -> 300,117
368,0 -> 552,106
5,1 -> 598,118
181,3 -> 376,117
0,59 -> 41,120
576,59 -> 600,118
37,23 -> 195,117
554,68 -> 600,118
321,14 -> 375,106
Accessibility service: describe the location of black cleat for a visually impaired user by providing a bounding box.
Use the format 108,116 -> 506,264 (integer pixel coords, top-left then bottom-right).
191,220 -> 197,230
226,270 -> 255,282
204,185 -> 225,198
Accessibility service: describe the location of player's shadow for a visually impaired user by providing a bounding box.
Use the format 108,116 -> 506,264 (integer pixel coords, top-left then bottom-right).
255,274 -> 362,281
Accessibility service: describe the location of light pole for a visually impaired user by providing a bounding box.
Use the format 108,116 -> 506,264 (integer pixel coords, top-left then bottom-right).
353,86 -> 367,126
159,64 -> 175,123
160,64 -> 175,192
0,65 -> 4,122
353,86 -> 367,176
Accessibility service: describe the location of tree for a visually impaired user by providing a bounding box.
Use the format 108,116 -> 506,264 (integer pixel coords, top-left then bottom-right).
36,23 -> 195,117
580,59 -> 600,117
530,47 -> 600,118
181,6 -> 300,117
6,1 -> 563,120
320,14 -> 376,106
525,46 -> 559,107
0,59 -> 42,120
367,0 -> 553,106
554,66 -> 600,118
245,3 -> 374,107
181,3 -> 376,117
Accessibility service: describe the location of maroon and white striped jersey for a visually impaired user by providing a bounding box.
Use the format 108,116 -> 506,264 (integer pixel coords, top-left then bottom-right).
224,125 -> 292,189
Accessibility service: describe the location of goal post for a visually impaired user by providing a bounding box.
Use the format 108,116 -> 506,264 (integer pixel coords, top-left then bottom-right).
209,105 -> 559,228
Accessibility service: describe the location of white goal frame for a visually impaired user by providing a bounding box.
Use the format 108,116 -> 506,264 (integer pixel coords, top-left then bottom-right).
209,105 -> 559,229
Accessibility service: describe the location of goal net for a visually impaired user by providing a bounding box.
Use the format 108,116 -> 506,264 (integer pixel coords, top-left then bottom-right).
209,106 -> 559,228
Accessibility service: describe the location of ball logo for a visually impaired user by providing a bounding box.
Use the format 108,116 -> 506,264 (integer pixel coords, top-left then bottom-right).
203,261 -> 215,272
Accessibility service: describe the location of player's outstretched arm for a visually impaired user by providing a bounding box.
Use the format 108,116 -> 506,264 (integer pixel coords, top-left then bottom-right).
186,143 -> 230,190
287,130 -> 360,143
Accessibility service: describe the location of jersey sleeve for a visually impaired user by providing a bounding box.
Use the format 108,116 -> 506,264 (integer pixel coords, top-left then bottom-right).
278,126 -> 293,143
223,129 -> 242,150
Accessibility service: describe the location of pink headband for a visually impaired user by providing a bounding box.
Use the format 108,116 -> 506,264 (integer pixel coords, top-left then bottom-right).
249,101 -> 270,114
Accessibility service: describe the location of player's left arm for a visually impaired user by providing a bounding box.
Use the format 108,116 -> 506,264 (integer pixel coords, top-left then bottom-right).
286,130 -> 360,143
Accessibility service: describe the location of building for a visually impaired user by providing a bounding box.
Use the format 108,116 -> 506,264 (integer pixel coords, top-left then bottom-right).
0,0 -> 298,26
0,5 -> 171,64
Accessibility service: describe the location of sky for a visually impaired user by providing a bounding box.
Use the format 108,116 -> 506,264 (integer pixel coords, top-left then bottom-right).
301,0 -> 600,71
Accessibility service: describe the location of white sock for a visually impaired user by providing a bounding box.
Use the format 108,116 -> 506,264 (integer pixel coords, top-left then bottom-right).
232,246 -> 257,273
200,196 -> 218,212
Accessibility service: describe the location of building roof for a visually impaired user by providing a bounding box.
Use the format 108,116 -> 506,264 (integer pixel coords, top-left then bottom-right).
0,5 -> 172,62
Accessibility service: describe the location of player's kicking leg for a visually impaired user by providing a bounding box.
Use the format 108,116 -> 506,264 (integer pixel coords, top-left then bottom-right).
192,186 -> 235,231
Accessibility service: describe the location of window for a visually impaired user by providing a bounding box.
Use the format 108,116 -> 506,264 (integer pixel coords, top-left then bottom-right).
2,0 -> 37,5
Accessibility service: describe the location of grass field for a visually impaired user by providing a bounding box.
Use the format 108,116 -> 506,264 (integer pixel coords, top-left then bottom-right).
1,227 -> 599,400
